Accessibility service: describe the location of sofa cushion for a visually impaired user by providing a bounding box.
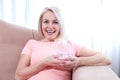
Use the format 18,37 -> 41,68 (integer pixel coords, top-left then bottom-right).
0,20 -> 42,80
0,44 -> 23,80
72,66 -> 120,80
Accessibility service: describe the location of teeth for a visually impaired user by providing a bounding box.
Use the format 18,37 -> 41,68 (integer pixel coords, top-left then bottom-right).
47,31 -> 54,33
46,30 -> 55,35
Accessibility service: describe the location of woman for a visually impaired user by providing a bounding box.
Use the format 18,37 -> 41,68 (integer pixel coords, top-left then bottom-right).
15,6 -> 111,80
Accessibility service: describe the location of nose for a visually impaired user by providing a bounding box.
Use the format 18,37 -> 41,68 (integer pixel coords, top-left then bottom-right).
48,22 -> 53,28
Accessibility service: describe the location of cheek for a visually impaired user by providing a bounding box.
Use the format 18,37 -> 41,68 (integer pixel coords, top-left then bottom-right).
56,26 -> 60,32
58,28 -> 61,36
41,24 -> 46,31
41,25 -> 46,35
56,26 -> 61,37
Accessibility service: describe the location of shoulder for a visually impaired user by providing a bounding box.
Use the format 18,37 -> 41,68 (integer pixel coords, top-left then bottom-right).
27,39 -> 37,43
25,39 -> 41,46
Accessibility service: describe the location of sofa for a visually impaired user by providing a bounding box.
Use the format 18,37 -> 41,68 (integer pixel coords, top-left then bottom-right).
0,20 -> 120,80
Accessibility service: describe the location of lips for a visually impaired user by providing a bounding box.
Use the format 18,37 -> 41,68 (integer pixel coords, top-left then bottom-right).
45,29 -> 56,35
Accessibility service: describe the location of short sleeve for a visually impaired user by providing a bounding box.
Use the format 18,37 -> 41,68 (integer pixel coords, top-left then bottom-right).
67,40 -> 81,56
21,40 -> 32,55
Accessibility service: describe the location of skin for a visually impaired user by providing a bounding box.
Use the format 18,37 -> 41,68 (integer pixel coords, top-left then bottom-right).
15,10 -> 111,80
41,10 -> 60,41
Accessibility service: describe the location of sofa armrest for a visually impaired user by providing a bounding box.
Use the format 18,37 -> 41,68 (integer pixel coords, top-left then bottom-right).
72,66 -> 120,80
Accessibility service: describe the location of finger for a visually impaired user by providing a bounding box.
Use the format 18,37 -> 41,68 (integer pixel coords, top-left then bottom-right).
65,56 -> 76,61
67,61 -> 75,65
53,55 -> 59,58
64,61 -> 76,68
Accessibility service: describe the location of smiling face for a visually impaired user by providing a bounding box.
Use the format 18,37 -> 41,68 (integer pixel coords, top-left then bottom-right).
41,10 -> 60,41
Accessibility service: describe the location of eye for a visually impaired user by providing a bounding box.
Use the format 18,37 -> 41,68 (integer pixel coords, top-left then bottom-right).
53,21 -> 58,24
43,20 -> 49,24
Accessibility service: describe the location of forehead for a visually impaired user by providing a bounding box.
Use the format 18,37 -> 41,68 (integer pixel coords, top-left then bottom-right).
42,10 -> 57,20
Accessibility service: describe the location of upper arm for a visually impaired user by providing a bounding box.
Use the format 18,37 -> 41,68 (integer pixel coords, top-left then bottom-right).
16,54 -> 31,72
16,40 -> 32,71
67,40 -> 99,57
78,47 -> 99,57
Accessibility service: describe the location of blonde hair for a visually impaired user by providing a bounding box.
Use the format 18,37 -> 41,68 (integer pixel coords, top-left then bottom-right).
38,6 -> 64,39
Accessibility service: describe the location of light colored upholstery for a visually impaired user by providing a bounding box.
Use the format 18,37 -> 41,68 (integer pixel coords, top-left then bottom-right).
0,20 -> 43,80
72,66 -> 120,80
0,20 -> 120,80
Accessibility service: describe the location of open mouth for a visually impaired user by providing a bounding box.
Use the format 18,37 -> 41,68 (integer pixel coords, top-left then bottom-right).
45,29 -> 56,35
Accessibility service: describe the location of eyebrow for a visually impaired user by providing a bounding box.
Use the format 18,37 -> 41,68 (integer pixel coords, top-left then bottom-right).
42,19 -> 48,21
53,20 -> 58,22
42,19 -> 58,21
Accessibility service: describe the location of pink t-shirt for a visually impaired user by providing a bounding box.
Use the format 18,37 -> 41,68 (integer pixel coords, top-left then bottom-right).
22,39 -> 81,80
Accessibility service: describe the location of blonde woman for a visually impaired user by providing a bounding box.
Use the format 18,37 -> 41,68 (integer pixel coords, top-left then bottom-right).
15,6 -> 111,80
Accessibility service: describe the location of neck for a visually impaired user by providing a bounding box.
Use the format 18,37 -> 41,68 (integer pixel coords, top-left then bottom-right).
43,38 -> 55,42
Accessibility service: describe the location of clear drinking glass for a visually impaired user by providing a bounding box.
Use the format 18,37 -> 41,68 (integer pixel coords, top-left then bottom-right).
57,52 -> 70,60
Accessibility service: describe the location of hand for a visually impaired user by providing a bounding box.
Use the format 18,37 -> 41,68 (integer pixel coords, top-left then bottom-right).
42,55 -> 75,71
62,56 -> 80,68
43,55 -> 68,70
44,55 -> 61,67
56,55 -> 80,71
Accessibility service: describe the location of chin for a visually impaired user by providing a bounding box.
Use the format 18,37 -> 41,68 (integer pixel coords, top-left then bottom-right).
48,37 -> 57,41
45,34 -> 59,41
46,37 -> 54,41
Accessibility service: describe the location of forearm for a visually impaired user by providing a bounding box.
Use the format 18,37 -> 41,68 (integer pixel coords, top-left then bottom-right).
15,61 -> 47,80
78,54 -> 111,66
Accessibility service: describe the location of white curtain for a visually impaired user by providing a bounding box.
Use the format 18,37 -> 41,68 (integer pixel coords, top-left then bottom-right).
0,0 -> 120,77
